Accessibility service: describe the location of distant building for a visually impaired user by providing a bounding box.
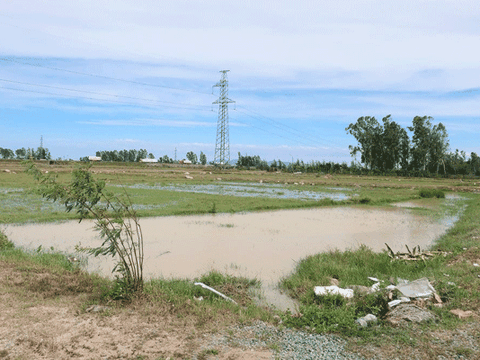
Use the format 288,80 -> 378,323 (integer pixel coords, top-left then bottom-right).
88,156 -> 102,161
179,159 -> 192,165
140,158 -> 157,163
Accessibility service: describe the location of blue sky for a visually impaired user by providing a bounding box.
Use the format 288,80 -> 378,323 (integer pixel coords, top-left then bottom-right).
0,0 -> 479,163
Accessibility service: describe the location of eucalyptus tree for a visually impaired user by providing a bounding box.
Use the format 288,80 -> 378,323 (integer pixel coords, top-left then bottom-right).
346,115 -> 406,171
15,148 -> 27,159
0,147 -> 15,159
468,152 -> 480,175
345,116 -> 381,170
186,151 -> 198,164
199,151 -> 207,165
408,116 -> 449,174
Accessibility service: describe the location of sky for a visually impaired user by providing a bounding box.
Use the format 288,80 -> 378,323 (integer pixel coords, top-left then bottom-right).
0,0 -> 479,163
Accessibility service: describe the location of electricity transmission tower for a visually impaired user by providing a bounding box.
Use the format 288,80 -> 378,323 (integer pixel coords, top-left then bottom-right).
213,70 -> 235,167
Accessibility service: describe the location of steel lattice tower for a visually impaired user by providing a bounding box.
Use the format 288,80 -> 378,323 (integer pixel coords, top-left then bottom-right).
213,70 -> 235,167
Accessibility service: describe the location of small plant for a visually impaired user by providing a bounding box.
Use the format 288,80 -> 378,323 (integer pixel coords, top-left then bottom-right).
0,230 -> 14,251
25,161 -> 144,295
198,348 -> 219,359
358,197 -> 371,204
210,202 -> 217,214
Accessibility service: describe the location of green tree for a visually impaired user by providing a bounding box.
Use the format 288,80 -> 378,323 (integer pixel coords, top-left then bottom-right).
161,154 -> 172,163
408,116 -> 449,174
345,116 -> 381,170
399,128 -> 410,171
15,148 -> 27,159
0,147 -> 15,159
199,151 -> 207,165
346,115 -> 407,171
186,151 -> 198,164
468,152 -> 480,175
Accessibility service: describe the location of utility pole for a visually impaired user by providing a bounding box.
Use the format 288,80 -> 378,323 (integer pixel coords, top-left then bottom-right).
213,70 -> 235,168
175,147 -> 177,162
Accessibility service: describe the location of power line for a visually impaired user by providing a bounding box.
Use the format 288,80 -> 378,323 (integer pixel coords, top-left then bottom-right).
0,57 -> 213,96
230,113 -> 346,156
0,85 -> 212,112
0,78 -> 210,110
235,107 -> 344,151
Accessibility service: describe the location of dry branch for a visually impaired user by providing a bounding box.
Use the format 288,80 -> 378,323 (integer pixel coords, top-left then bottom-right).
385,243 -> 449,262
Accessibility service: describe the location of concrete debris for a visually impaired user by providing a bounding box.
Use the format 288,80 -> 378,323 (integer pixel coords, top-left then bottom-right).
314,285 -> 354,298
329,278 -> 340,286
450,309 -> 474,319
388,297 -> 411,308
356,314 -> 378,327
396,277 -> 436,298
67,256 -> 79,263
85,305 -> 110,313
4,169 -> 11,173
473,263 -> 479,267
387,304 -> 436,325
347,285 -> 371,295
185,175 -> 193,179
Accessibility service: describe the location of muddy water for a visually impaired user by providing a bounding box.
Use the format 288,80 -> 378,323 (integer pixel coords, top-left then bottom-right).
4,207 -> 451,310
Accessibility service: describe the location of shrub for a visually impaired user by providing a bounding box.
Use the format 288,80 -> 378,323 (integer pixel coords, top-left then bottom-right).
25,161 -> 145,295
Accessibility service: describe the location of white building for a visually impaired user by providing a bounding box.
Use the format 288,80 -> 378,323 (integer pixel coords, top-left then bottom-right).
140,158 -> 157,163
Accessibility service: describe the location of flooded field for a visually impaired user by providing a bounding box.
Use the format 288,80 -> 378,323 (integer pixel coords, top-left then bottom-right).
122,181 -> 353,201
4,206 -> 454,284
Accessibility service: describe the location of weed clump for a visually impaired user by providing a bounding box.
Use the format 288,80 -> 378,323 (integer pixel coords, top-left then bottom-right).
419,188 -> 445,198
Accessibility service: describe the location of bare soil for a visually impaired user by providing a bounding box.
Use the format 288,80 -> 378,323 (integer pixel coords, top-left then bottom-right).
0,261 -> 273,360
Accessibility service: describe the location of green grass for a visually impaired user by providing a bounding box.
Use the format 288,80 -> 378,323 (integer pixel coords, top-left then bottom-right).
2,160 -> 477,224
279,193 -> 480,338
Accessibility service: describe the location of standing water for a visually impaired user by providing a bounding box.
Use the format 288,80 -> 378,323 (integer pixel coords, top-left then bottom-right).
4,206 -> 455,311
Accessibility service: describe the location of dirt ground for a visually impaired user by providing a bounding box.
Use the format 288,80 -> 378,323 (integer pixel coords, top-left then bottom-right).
0,262 -> 273,360
2,257 -> 480,359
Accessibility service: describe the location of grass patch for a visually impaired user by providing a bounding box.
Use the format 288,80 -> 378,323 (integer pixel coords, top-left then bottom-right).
419,188 -> 446,198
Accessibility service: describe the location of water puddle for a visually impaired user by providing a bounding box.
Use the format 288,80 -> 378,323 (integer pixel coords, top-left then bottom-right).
4,205 -> 458,312
122,182 -> 352,201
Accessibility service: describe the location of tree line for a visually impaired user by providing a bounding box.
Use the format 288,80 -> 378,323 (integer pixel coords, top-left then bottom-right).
345,115 -> 479,176
78,149 -> 208,165
87,149 -> 155,162
0,146 -> 51,160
